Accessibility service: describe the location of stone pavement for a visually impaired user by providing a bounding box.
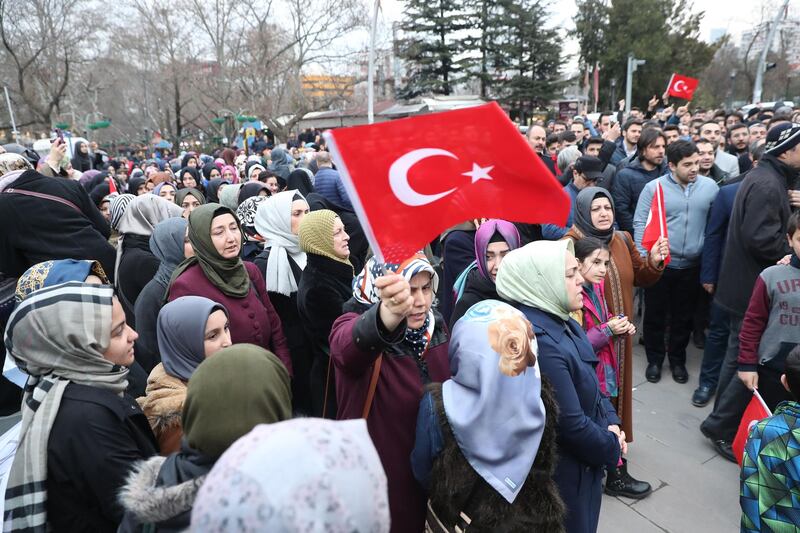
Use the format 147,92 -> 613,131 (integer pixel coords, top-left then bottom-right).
598,339 -> 741,533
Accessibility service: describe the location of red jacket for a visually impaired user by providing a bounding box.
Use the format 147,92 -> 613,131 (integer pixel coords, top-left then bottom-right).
330,302 -> 450,533
167,262 -> 292,374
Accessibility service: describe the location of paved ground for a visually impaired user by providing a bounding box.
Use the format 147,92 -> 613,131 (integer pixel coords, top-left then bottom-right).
598,338 -> 741,533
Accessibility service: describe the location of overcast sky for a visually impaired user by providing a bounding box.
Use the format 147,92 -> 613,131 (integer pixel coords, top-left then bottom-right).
377,0 -> 781,73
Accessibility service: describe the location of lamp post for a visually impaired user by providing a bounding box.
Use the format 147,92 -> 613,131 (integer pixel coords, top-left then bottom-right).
752,0 -> 790,104
625,54 -> 646,116
610,79 -> 617,111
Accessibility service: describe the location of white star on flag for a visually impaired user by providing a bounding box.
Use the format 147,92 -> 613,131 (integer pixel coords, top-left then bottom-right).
462,163 -> 494,183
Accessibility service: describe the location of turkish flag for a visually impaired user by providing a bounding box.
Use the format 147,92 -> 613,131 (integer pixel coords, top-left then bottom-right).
641,182 -> 670,266
666,73 -> 699,100
323,102 -> 570,263
107,177 -> 118,195
732,389 -> 771,465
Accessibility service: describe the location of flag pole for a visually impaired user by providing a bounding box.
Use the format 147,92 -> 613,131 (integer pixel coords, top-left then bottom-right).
665,74 -> 674,97
367,0 -> 381,125
657,183 -> 665,240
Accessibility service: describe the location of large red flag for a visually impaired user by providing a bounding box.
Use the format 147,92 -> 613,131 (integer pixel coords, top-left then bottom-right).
323,102 -> 570,263
641,182 -> 671,266
666,73 -> 699,100
733,389 -> 771,465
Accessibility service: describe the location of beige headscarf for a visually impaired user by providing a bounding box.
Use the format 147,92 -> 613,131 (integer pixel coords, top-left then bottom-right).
298,209 -> 352,269
496,240 -> 575,321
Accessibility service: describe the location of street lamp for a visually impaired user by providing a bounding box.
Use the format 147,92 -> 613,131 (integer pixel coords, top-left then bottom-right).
625,54 -> 646,115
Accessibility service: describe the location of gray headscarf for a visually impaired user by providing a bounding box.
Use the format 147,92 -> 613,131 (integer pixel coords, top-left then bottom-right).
149,217 -> 188,289
268,147 -> 294,180
573,186 -> 615,244
253,190 -> 307,296
156,296 -> 228,381
4,282 -> 129,531
444,299 -> 545,503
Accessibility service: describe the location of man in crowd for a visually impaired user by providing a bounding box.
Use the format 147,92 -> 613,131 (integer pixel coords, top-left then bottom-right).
701,123 -> 800,461
663,124 -> 681,145
727,123 -> 752,173
696,138 -> 730,184
585,137 -> 616,191
634,140 -> 719,384
597,112 -> 613,136
749,122 -> 767,142
313,151 -> 352,209
611,118 -> 643,166
527,125 -> 557,175
612,128 -> 667,234
699,120 -> 740,178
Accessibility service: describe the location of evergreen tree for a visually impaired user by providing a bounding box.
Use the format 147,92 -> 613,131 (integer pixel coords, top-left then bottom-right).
574,0 -> 608,71
397,0 -> 467,98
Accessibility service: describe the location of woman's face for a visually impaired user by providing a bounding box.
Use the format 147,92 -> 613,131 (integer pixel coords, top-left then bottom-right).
290,200 -> 310,235
249,168 -> 261,182
181,194 -> 201,218
203,309 -> 232,357
590,197 -> 614,231
210,213 -> 241,259
103,298 -> 138,367
579,248 -> 610,284
159,184 -> 176,202
182,172 -> 197,189
266,177 -> 279,195
209,168 -> 220,179
145,180 -> 155,192
184,227 -> 194,258
485,241 -> 510,282
332,217 -> 349,258
222,169 -> 234,181
99,201 -> 111,222
187,158 -> 197,168
79,143 -> 88,154
565,252 -> 585,312
407,272 -> 434,329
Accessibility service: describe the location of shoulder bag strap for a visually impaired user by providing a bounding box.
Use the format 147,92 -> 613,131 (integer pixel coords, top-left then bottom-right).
362,354 -> 383,419
4,188 -> 81,213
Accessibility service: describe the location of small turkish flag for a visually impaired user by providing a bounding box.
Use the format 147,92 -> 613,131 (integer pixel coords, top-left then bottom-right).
641,182 -> 670,266
733,389 -> 771,465
107,177 -> 118,195
324,102 -> 570,263
666,73 -> 699,100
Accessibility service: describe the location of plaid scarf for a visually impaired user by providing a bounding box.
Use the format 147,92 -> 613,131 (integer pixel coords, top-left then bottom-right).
3,282 -> 128,531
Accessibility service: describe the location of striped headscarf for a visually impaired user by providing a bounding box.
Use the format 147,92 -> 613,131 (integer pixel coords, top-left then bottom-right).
3,282 -> 128,531
109,193 -> 135,231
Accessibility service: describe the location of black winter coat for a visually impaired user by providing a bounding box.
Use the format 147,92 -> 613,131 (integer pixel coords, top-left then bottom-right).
118,235 -> 160,327
0,169 -> 114,278
47,383 -> 158,532
449,270 -> 502,329
611,157 -> 668,234
133,278 -> 167,374
716,154 -> 795,316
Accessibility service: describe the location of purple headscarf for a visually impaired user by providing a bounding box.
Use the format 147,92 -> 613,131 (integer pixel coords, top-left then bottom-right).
474,220 -> 521,280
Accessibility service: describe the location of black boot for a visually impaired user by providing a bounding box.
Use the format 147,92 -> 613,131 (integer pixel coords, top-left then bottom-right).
604,459 -> 652,499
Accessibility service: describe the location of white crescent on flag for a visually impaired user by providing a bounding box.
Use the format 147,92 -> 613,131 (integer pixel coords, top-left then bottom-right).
672,79 -> 688,93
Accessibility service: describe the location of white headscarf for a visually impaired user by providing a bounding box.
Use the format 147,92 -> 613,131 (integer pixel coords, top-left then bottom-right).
254,190 -> 308,296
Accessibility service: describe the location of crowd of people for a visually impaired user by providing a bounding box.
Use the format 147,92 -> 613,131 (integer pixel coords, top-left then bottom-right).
0,96 -> 798,532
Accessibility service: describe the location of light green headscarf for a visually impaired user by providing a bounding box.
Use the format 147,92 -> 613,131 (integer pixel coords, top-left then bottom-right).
496,239 -> 575,321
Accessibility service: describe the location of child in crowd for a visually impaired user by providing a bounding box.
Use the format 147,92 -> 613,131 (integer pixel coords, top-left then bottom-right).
737,211 -> 800,410
574,238 -> 649,499
740,346 -> 800,532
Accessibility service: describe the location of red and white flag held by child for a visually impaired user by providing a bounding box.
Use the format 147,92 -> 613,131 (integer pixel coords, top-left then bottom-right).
323,102 -> 571,263
641,182 -> 671,266
733,389 -> 772,465
666,73 -> 699,100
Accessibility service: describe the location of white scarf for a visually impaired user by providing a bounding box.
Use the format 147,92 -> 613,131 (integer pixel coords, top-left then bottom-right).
254,191 -> 308,296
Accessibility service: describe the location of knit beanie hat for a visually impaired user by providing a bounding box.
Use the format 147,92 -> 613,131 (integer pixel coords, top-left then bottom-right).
765,123 -> 800,157
298,209 -> 353,268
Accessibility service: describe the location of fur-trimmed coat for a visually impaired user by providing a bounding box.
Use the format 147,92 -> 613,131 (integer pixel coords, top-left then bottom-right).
137,364 -> 186,455
416,381 -> 565,532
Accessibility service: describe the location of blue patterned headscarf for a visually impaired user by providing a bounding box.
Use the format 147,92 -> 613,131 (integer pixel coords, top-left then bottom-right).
15,259 -> 109,303
444,299 -> 545,503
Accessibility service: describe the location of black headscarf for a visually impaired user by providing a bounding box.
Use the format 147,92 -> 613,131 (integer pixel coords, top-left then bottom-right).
82,171 -> 110,192
127,176 -> 146,195
573,186 -> 615,244
89,183 -> 112,207
287,169 -> 314,196
237,182 -> 269,204
205,178 -> 230,203
181,152 -> 197,169
201,162 -> 218,180
179,167 -> 203,191
71,141 -> 93,172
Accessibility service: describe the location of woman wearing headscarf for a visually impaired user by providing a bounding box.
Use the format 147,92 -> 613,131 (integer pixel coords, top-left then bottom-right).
244,161 -> 266,182
237,181 -> 269,204
496,240 -> 624,533
190,418 -> 389,532
166,204 -> 291,372
235,195 -> 268,261
412,300 -> 565,531
329,253 -> 451,533
449,219 -> 521,327
254,191 -> 313,413
268,146 -> 294,181
121,344 -> 291,532
153,182 -> 177,203
110,194 -> 135,233
217,182 -> 242,211
0,153 -> 116,279
134,217 -> 192,373
204,178 -> 229,203
287,168 -> 314,196
127,175 -> 148,195
71,140 -> 93,172
563,187 -> 664,450
220,165 -> 237,184
178,166 -> 204,195
116,195 -> 183,326
175,187 -> 204,218
296,209 -> 354,417
4,282 -> 157,531
200,162 -> 219,184
137,296 -> 231,454
306,191 -> 369,273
